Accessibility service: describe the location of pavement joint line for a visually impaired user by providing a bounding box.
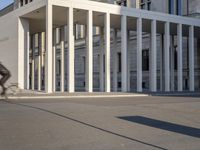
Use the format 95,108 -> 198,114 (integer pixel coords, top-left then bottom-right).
5,94 -> 149,99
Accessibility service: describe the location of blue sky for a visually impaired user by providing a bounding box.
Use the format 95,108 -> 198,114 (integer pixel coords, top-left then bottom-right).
0,0 -> 14,10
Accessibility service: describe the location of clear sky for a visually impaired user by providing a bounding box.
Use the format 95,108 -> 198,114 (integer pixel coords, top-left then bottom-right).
0,0 -> 14,10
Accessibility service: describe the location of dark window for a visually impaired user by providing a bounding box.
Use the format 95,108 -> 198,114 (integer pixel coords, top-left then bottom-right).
25,0 -> 28,4
168,0 -> 174,14
176,0 -> 182,15
140,0 -> 145,9
147,1 -> 151,10
57,59 -> 61,75
174,48 -> 177,70
20,0 -> 23,6
123,0 -> 127,6
116,0 -> 127,6
176,0 -> 179,15
118,82 -> 121,88
118,52 -> 121,73
142,82 -> 146,89
185,79 -> 188,90
29,63 -> 32,88
103,54 -> 105,73
142,49 -> 149,71
83,56 -> 85,74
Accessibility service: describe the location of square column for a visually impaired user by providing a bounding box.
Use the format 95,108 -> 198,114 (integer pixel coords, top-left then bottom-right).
45,3 -> 53,93
99,28 -> 104,92
86,10 -> 93,92
52,29 -> 56,92
38,34 -> 42,91
112,29 -> 118,92
121,15 -> 128,92
105,13 -> 111,92
127,31 -> 130,92
150,19 -> 157,92
160,35 -> 164,91
137,17 -> 142,92
177,24 -> 183,91
60,27 -> 65,92
189,25 -> 194,91
164,22 -> 170,92
170,36 -> 175,91
31,36 -> 35,90
26,29 -> 30,90
41,32 -> 45,91
67,7 -> 75,93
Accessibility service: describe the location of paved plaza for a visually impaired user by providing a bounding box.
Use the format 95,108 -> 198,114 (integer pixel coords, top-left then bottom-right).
0,95 -> 200,150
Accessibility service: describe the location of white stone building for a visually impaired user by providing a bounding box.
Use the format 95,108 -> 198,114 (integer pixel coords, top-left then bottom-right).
0,0 -> 200,93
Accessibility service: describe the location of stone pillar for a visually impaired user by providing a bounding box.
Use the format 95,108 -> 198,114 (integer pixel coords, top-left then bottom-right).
164,22 -> 170,92
189,25 -> 194,91
52,29 -> 56,92
137,17 -> 142,92
105,13 -> 111,92
86,10 -> 93,92
99,28 -> 104,92
177,23 -> 183,91
67,7 -> 75,93
41,32 -> 45,91
45,2 -> 53,93
38,33 -> 41,91
127,31 -> 130,92
150,19 -> 157,92
121,15 -> 128,92
170,36 -> 175,91
113,29 -> 118,92
26,28 -> 30,90
60,27 -> 65,92
160,35 -> 164,91
31,35 -> 35,90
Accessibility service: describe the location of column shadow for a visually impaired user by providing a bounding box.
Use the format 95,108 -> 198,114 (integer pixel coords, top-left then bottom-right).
3,101 -> 167,150
118,116 -> 200,138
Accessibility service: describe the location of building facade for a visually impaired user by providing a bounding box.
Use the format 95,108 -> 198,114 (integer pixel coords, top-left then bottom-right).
0,0 -> 200,93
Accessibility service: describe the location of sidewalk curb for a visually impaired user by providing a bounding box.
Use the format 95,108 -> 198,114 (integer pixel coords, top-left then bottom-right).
6,94 -> 149,100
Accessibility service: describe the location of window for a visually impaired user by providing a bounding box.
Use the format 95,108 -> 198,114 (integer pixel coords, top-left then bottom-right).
103,54 -> 105,73
118,52 -> 121,73
142,49 -> 149,71
168,0 -> 173,14
140,0 -> 151,10
98,54 -> 105,73
25,0 -> 28,4
82,56 -> 86,74
140,0 -> 145,9
176,0 -> 182,15
20,0 -> 23,6
57,59 -> 61,76
116,0 -> 127,6
147,0 -> 151,10
174,46 -> 177,70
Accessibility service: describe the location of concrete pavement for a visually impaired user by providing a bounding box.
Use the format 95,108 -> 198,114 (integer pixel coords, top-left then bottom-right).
0,96 -> 200,150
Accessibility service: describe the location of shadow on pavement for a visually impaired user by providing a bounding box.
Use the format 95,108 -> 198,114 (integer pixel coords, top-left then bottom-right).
118,116 -> 200,138
3,100 -> 168,150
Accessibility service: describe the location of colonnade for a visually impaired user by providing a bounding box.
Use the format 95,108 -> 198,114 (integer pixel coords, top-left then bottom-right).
28,5 -> 195,93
